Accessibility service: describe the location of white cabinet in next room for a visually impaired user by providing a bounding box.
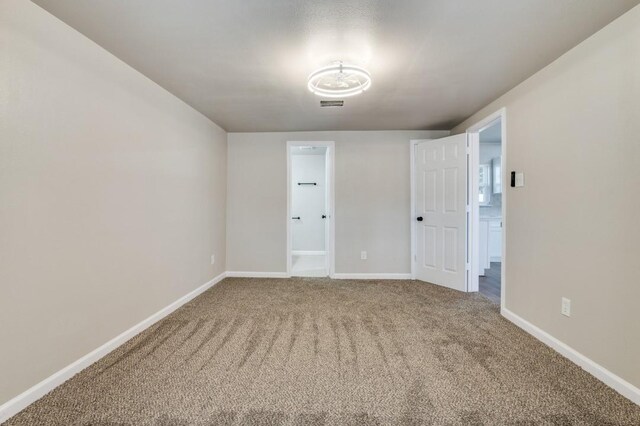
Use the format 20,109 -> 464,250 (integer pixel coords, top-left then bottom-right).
479,217 -> 502,275
488,220 -> 502,262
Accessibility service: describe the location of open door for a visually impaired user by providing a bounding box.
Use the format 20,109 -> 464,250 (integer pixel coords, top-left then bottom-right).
414,134 -> 467,291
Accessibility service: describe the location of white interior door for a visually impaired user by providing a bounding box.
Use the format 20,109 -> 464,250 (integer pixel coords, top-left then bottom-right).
415,135 -> 468,291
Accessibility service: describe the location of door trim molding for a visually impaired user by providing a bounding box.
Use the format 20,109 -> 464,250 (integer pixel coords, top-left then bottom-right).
0,272 -> 228,423
286,141 -> 335,278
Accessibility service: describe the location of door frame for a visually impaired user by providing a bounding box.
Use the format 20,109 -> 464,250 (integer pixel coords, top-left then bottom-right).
466,108 -> 507,311
286,141 -> 336,278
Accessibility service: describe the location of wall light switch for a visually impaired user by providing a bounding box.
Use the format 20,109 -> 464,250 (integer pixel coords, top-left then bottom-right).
510,171 -> 525,187
210,255 -> 215,265
361,251 -> 367,260
561,297 -> 571,317
515,172 -> 525,187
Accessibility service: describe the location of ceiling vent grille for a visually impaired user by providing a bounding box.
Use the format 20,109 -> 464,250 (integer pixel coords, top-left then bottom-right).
320,100 -> 344,107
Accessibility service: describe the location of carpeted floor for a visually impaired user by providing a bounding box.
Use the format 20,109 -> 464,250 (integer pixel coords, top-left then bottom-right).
6,278 -> 640,425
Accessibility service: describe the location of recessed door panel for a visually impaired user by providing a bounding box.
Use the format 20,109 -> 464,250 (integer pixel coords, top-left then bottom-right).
443,168 -> 458,213
423,170 -> 437,212
443,227 -> 458,272
444,141 -> 458,161
423,225 -> 437,268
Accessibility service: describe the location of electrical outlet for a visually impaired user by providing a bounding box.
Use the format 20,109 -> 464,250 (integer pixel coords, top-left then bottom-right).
210,255 -> 215,265
561,297 -> 571,317
360,251 -> 367,260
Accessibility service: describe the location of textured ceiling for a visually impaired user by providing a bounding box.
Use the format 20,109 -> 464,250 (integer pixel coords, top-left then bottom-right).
33,0 -> 639,132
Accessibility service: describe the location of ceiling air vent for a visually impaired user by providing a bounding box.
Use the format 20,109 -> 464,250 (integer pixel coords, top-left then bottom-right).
320,100 -> 344,107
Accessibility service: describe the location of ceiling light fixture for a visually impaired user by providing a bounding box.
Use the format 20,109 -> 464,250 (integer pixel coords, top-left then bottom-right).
307,62 -> 371,98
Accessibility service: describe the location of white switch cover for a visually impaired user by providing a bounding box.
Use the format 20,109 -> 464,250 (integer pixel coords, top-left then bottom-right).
210,255 -> 215,265
561,297 -> 571,317
515,172 -> 525,187
361,251 -> 367,260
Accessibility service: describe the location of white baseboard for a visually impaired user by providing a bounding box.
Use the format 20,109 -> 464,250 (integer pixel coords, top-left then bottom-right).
226,272 -> 411,280
502,307 -> 640,406
0,272 -> 228,424
292,250 -> 326,256
226,271 -> 289,278
332,273 -> 412,280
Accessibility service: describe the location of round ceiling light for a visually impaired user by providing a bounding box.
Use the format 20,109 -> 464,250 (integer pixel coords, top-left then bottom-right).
307,62 -> 371,98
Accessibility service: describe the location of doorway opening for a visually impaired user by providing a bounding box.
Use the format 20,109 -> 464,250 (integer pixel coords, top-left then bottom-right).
467,109 -> 507,310
476,119 -> 502,304
410,108 -> 506,310
286,141 -> 335,277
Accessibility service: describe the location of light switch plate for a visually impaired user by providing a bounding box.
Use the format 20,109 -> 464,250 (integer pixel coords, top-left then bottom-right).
561,297 -> 571,317
361,251 -> 367,260
515,172 -> 525,187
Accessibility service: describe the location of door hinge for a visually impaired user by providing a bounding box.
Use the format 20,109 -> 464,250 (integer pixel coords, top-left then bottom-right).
466,147 -> 471,155
466,205 -> 471,213
465,263 -> 471,271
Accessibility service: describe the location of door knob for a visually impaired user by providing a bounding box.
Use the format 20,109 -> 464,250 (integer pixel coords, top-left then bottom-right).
417,216 -> 423,222
292,216 -> 300,220
322,215 -> 327,219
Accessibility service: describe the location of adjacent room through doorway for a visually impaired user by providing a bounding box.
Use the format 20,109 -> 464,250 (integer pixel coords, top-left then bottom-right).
288,144 -> 332,277
477,119 -> 503,304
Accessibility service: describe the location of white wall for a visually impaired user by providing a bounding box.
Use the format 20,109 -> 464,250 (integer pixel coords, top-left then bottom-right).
0,0 -> 227,405
227,130 -> 449,274
452,5 -> 640,390
291,154 -> 326,252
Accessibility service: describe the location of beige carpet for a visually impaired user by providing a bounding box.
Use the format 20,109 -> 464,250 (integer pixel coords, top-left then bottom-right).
6,278 -> 640,425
